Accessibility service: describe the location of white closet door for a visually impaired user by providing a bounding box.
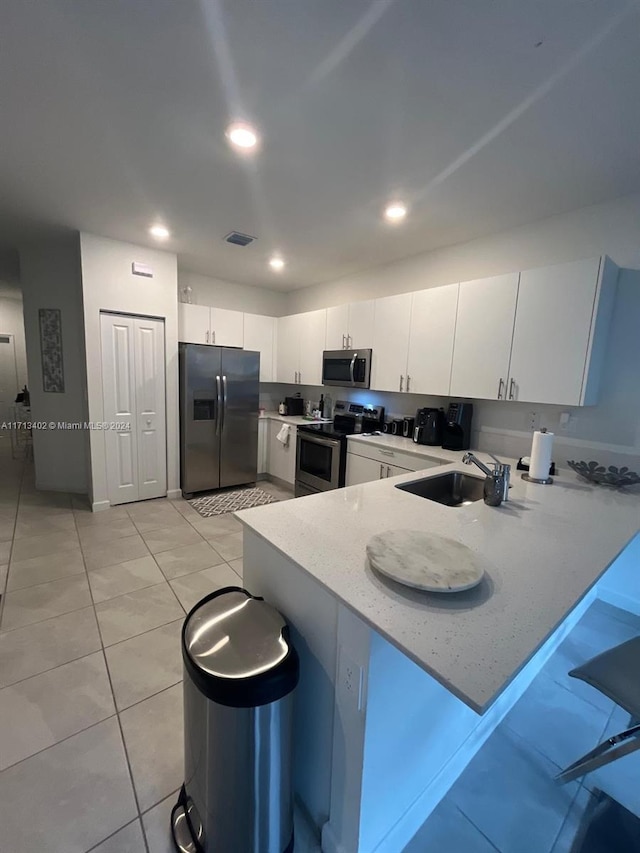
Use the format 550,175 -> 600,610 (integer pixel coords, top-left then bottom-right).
101,315 -> 139,505
134,317 -> 167,500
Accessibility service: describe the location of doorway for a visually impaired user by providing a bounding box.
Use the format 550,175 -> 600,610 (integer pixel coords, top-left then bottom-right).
100,312 -> 167,505
0,334 -> 18,432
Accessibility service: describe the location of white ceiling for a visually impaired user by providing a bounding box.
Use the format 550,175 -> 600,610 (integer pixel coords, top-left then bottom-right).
1,0 -> 639,291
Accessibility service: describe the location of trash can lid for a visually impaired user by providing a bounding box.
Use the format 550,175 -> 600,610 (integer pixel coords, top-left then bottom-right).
182,587 -> 299,707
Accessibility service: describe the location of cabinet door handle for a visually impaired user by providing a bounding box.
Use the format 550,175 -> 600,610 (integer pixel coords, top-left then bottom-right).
509,378 -> 515,400
294,371 -> 298,383
379,463 -> 385,479
406,375 -> 411,392
205,331 -> 209,343
386,466 -> 392,478
298,371 -> 301,384
347,335 -> 352,348
399,375 -> 404,392
342,334 -> 346,349
380,450 -> 394,457
212,330 -> 215,344
497,377 -> 504,399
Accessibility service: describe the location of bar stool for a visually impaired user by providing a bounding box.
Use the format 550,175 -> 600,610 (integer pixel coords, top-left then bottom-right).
556,636 -> 640,784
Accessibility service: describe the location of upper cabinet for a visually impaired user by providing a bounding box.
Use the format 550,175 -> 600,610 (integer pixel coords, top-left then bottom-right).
449,259 -> 617,405
508,257 -> 617,405
178,304 -> 210,345
371,293 -> 412,392
407,284 -> 459,396
276,310 -> 326,385
327,300 -> 376,350
450,273 -> 519,400
178,304 -> 243,348
244,314 -> 276,382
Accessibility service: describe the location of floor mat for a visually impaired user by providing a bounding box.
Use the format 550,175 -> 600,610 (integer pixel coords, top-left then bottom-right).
189,486 -> 279,517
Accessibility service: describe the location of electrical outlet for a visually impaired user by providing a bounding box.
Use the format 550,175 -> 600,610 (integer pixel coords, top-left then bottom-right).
527,411 -> 540,431
338,647 -> 364,712
559,411 -> 576,433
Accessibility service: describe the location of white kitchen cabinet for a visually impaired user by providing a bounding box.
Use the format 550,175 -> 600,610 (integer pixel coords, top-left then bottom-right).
298,309 -> 326,386
276,310 -> 326,385
326,304 -> 349,350
178,304 -> 243,347
348,300 -> 376,349
326,301 -> 375,351
407,284 -> 459,396
371,293 -> 412,392
244,314 -> 276,382
345,441 -> 442,486
450,273 -> 519,400
346,452 -> 388,486
507,256 -> 618,405
178,303 -> 210,345
267,420 -> 297,484
210,307 -> 243,347
276,315 -> 299,384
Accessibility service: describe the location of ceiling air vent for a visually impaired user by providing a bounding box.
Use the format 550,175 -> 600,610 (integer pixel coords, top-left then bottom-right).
224,231 -> 256,247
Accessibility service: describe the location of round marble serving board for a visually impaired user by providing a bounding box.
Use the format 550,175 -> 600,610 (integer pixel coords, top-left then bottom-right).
366,529 -> 484,593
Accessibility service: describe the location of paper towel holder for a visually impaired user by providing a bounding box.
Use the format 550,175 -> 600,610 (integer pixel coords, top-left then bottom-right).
522,426 -> 554,484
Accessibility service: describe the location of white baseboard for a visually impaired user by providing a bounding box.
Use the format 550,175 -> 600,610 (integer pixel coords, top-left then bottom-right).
166,488 -> 182,500
597,589 -> 640,618
371,587 -> 598,853
91,500 -> 111,513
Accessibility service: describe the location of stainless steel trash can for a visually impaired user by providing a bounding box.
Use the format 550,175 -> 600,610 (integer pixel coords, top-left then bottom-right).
171,586 -> 299,853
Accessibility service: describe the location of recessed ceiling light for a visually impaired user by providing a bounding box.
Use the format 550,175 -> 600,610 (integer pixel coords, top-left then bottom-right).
384,201 -> 408,223
149,224 -> 170,240
226,121 -> 260,151
269,255 -> 285,271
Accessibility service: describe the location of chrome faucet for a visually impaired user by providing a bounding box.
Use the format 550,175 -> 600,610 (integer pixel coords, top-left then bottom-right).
463,452 -> 511,506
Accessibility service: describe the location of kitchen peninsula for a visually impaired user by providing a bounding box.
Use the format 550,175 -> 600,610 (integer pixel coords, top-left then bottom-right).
236,450 -> 640,853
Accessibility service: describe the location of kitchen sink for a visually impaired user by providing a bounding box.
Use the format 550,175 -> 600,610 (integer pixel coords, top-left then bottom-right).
395,472 -> 485,507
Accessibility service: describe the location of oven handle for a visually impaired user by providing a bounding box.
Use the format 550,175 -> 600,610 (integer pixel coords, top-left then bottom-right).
349,352 -> 357,386
299,433 -> 341,449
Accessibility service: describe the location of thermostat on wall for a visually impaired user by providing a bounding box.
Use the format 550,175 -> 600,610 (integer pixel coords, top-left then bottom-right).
132,261 -> 153,278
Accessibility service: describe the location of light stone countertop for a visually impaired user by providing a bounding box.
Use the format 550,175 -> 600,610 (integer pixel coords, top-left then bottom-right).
237,455 -> 640,713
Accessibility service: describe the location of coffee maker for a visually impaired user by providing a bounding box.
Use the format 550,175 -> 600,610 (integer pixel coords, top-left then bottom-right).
413,408 -> 444,446
442,402 -> 473,451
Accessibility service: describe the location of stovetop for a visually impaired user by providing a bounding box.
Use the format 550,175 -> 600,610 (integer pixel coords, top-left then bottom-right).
297,422 -> 353,440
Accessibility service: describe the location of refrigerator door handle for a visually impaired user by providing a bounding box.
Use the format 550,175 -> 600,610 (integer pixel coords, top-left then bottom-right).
221,375 -> 228,433
215,375 -> 222,435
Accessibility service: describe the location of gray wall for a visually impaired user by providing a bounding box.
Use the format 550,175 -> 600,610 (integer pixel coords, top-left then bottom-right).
19,234 -> 89,493
178,270 -> 287,317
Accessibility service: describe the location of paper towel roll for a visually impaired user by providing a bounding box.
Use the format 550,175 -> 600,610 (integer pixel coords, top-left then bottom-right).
529,430 -> 554,480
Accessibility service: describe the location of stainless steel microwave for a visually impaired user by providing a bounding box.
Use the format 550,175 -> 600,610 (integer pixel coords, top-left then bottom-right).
322,349 -> 372,389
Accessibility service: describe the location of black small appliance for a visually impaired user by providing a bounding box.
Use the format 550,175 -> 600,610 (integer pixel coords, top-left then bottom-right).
442,402 -> 473,451
390,418 -> 404,436
285,396 -> 305,416
402,417 -> 415,438
413,407 -> 444,446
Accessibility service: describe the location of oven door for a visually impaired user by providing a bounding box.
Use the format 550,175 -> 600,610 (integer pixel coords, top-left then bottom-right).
296,432 -> 342,493
322,349 -> 372,388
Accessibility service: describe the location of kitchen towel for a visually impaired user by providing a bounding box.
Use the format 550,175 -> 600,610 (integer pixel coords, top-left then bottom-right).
276,424 -> 291,446
529,429 -> 554,480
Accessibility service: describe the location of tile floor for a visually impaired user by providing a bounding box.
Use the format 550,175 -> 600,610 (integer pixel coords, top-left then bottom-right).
0,439 -> 296,852
2,435 -> 638,853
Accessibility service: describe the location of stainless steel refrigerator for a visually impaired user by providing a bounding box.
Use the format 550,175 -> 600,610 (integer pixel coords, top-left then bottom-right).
179,344 -> 260,497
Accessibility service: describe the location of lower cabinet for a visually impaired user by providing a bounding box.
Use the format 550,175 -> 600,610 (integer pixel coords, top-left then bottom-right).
345,443 -> 442,486
267,421 -> 297,485
346,453 -> 411,485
